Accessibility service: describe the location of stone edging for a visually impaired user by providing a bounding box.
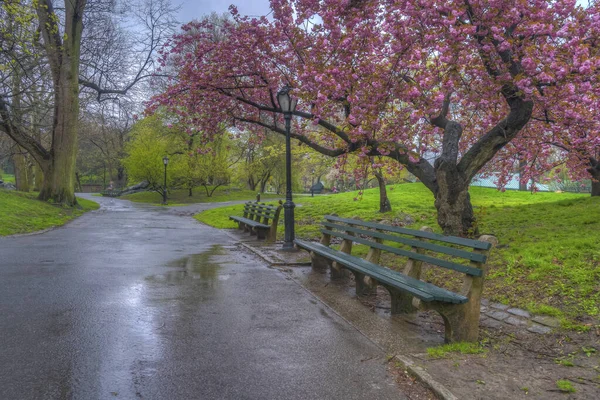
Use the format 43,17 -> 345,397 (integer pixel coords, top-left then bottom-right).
393,355 -> 458,400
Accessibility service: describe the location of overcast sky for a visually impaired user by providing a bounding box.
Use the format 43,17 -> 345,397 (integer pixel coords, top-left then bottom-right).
176,0 -> 272,24
175,0 -> 591,25
176,0 -> 592,24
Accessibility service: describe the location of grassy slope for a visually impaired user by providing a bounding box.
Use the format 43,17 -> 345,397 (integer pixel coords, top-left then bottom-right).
1,174 -> 15,183
0,190 -> 99,236
121,186 -> 281,205
196,183 -> 600,320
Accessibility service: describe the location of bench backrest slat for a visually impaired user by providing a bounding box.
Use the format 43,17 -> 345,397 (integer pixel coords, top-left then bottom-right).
244,202 -> 278,221
322,222 -> 487,263
320,229 -> 483,277
324,215 -> 491,250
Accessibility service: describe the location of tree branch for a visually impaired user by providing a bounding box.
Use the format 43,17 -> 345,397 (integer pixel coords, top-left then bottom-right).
0,96 -> 50,165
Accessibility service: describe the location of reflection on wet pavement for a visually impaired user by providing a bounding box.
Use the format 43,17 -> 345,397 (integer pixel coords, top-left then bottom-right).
0,195 -> 404,400
148,245 -> 230,284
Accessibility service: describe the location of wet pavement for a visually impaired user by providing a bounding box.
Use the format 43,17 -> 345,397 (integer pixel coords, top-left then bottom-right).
0,195 -> 404,400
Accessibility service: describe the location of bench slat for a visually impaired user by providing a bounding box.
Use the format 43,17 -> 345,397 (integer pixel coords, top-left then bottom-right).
246,203 -> 278,211
247,211 -> 275,216
324,215 -> 491,250
320,229 -> 483,277
230,216 -> 269,229
322,222 -> 487,263
295,240 -> 467,304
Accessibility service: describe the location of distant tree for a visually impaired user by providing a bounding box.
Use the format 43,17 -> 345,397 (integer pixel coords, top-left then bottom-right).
171,129 -> 231,197
122,115 -> 178,198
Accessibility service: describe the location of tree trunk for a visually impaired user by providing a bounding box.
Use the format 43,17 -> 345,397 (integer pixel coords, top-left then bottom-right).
27,158 -> 34,189
374,170 -> 392,213
189,186 -> 193,197
117,166 -> 125,188
75,172 -> 82,192
37,84 -> 79,205
588,158 -> 600,197
518,157 -> 528,191
592,180 -> 600,197
434,183 -> 476,237
259,172 -> 270,193
433,149 -> 477,237
13,151 -> 30,192
10,54 -> 28,192
247,176 -> 257,191
35,0 -> 85,206
33,162 -> 44,191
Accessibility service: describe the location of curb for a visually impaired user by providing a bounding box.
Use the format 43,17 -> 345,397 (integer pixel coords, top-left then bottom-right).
2,226 -> 56,238
234,236 -> 458,400
239,242 -> 312,266
393,355 -> 458,400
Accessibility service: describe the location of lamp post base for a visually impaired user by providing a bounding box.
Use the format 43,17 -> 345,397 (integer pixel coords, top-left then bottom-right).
282,200 -> 295,251
281,241 -> 297,252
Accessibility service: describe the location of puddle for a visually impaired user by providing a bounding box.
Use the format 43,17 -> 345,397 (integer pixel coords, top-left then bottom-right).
147,245 -> 231,284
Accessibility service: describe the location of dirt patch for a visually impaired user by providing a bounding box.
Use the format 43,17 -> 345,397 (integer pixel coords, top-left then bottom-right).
417,328 -> 600,399
344,277 -> 600,400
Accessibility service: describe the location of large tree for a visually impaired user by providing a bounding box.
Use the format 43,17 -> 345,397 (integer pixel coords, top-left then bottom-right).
0,0 -> 174,205
152,0 -> 600,235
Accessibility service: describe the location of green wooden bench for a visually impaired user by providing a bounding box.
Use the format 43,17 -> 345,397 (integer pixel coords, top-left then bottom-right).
295,215 -> 497,343
229,202 -> 282,242
101,189 -> 120,197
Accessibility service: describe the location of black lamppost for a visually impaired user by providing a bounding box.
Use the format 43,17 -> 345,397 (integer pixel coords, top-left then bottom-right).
162,156 -> 169,205
311,169 -> 315,197
277,85 -> 298,250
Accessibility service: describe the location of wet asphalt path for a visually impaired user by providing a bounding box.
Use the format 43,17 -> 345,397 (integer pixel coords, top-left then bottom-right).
0,195 -> 404,400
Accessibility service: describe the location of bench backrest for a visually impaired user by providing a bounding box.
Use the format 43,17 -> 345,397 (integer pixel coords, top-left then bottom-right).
320,215 -> 491,277
243,202 -> 279,223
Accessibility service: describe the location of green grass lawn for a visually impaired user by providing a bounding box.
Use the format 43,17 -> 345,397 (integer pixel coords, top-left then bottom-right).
1,174 -> 15,183
120,186 -> 282,205
196,183 -> 600,321
0,189 -> 99,236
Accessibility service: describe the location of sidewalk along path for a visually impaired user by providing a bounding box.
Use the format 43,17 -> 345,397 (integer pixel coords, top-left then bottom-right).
0,195 -> 411,400
229,230 -> 600,400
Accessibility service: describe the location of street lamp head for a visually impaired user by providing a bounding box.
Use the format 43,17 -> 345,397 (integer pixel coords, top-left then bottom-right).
277,85 -> 298,113
163,156 -> 169,166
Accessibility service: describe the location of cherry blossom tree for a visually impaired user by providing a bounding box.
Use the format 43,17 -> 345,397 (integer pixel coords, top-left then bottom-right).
151,0 -> 600,235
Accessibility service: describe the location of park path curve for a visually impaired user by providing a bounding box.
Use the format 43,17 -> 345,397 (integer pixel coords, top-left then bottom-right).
0,195 -> 404,400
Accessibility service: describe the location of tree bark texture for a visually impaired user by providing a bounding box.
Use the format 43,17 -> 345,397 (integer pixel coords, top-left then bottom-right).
373,170 -> 392,213
33,0 -> 86,205
13,151 -> 30,192
588,158 -> 600,197
518,157 -> 528,191
433,154 -> 476,237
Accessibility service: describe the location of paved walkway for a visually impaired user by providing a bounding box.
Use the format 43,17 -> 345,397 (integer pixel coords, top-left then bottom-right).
0,195 -> 404,400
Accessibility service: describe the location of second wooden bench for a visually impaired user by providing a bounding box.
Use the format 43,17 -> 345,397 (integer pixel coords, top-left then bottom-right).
295,215 -> 497,343
229,202 -> 282,242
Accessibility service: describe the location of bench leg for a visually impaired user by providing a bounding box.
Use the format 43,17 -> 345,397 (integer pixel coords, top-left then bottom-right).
387,287 -> 417,314
266,228 -> 276,243
256,228 -> 267,240
420,301 -> 480,343
310,252 -> 331,270
363,276 -> 378,295
354,273 -> 377,296
330,262 -> 349,280
237,222 -> 245,230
